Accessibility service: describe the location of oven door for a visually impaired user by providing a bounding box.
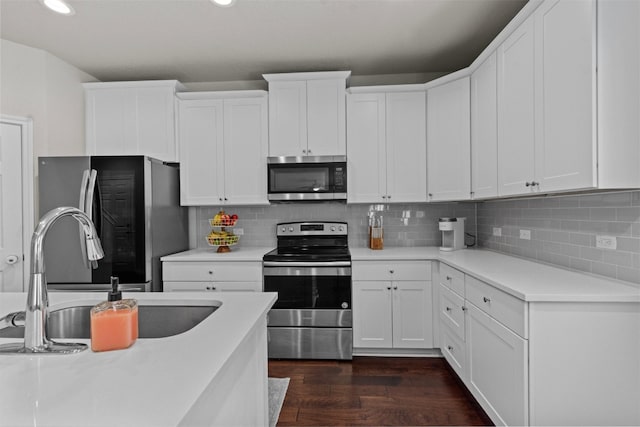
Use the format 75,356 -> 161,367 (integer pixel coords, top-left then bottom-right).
263,263 -> 352,310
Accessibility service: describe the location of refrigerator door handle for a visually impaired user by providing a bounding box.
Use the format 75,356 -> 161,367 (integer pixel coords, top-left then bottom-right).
85,169 -> 100,269
79,169 -> 99,269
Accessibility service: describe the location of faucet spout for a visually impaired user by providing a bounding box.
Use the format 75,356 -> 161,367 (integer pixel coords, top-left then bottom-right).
0,207 -> 104,354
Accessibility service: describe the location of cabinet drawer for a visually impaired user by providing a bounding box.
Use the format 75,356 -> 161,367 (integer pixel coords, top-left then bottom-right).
439,284 -> 465,342
440,263 -> 465,296
352,261 -> 431,281
465,275 -> 527,338
440,323 -> 467,381
163,261 -> 262,282
163,281 -> 261,292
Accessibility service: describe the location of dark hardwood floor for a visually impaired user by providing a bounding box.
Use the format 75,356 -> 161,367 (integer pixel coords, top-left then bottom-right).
268,357 -> 493,426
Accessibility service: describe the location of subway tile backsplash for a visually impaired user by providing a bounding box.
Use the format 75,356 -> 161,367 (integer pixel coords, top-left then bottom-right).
477,190 -> 640,284
193,190 -> 639,285
196,202 -> 476,250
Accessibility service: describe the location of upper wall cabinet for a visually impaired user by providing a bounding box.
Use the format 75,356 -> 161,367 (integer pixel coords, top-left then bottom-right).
84,80 -> 183,162
176,91 -> 269,206
263,71 -> 350,157
347,87 -> 427,204
471,52 -> 498,200
498,0 -> 596,196
426,77 -> 471,202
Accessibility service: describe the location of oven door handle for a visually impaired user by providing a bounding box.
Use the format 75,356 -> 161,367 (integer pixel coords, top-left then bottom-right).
263,261 -> 351,268
263,265 -> 352,277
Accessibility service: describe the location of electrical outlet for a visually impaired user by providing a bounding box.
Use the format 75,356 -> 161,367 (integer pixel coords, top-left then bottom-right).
234,228 -> 244,236
596,235 -> 617,250
520,229 -> 531,240
492,227 -> 502,237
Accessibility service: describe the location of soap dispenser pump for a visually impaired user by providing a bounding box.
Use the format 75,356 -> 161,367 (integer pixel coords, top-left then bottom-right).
90,276 -> 138,352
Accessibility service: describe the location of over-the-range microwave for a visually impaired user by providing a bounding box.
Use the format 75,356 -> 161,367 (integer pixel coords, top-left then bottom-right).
267,155 -> 347,201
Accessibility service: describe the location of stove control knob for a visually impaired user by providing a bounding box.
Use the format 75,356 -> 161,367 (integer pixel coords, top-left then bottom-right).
339,226 -> 344,232
281,227 -> 286,232
331,226 -> 336,232
289,227 -> 294,232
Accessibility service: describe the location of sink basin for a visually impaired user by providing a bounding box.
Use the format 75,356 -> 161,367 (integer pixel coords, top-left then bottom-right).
0,303 -> 219,340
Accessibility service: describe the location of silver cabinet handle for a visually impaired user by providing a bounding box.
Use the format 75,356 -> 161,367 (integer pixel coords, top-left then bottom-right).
445,306 -> 452,312
302,149 -> 307,154
208,270 -> 213,275
389,270 -> 394,274
532,181 -> 539,186
446,275 -> 452,281
393,285 -> 398,290
307,149 -> 312,154
382,195 -> 387,199
428,193 -> 433,197
447,346 -> 454,352
386,286 -> 391,290
206,285 -> 216,291
387,195 -> 391,199
224,197 -> 228,201
483,296 -> 491,303
462,306 -> 467,312
525,182 -> 531,187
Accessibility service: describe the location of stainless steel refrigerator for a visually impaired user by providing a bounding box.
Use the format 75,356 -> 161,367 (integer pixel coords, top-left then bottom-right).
38,156 -> 188,292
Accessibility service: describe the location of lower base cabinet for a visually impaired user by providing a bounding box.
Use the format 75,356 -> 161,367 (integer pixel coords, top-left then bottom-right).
438,262 -> 640,426
352,261 -> 433,352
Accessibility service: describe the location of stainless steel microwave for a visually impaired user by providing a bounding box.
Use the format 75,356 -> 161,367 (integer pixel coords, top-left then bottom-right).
267,155 -> 347,201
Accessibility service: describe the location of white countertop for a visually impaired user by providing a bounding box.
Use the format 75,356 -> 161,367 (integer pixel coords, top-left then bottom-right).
161,247 -> 272,262
351,247 -> 640,303
0,291 -> 277,427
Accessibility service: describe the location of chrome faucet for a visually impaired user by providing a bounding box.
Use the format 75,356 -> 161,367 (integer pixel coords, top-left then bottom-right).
0,207 -> 104,354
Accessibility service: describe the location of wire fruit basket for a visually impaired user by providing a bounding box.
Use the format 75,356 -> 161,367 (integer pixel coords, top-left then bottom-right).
207,210 -> 239,253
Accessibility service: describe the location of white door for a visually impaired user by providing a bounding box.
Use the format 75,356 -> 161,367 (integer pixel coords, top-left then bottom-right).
385,91 -> 427,203
307,78 -> 346,156
392,280 -> 433,348
352,280 -> 393,348
0,122 -> 25,291
346,93 -> 387,203
223,96 -> 269,205
471,52 -> 499,199
534,0 -> 596,193
267,80 -> 307,156
177,98 -> 224,205
426,77 -> 471,202
497,16 -> 537,197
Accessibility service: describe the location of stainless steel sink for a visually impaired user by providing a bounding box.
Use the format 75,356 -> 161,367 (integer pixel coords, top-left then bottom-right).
0,304 -> 219,340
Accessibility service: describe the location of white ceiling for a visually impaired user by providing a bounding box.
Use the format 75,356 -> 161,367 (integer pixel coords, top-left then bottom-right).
0,0 -> 527,84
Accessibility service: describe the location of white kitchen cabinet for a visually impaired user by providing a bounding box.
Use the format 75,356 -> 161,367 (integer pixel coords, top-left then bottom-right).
426,77 -> 471,202
176,91 -> 268,206
347,87 -> 427,204
470,52 -> 498,199
84,80 -> 183,162
497,0 -> 596,197
352,261 -> 433,351
263,71 -> 350,157
162,260 -> 262,292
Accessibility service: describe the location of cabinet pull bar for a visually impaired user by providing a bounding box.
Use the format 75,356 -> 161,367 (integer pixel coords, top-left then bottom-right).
483,296 -> 491,303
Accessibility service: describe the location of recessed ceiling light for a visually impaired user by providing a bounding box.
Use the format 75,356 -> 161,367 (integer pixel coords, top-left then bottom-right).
40,0 -> 75,15
211,0 -> 236,7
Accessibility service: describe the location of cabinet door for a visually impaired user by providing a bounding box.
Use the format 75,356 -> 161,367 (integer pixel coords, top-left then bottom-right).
392,280 -> 433,349
385,91 -> 427,203
163,281 -> 260,292
497,16 -> 536,197
267,80 -> 307,156
467,303 -> 528,427
346,93 -> 387,203
427,78 -> 471,202
177,99 -> 224,205
471,52 -> 498,199
223,97 -> 269,205
307,79 -> 346,156
352,281 -> 393,348
534,0 -> 596,193
85,88 -> 130,156
133,86 -> 177,162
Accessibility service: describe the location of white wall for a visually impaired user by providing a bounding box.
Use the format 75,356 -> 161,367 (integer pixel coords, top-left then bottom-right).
0,39 -> 97,157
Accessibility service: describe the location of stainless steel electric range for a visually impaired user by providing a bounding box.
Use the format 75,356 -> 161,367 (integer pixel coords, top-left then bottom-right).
263,221 -> 352,360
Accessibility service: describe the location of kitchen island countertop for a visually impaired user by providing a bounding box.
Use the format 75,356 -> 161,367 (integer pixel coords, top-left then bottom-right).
0,291 -> 277,427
